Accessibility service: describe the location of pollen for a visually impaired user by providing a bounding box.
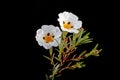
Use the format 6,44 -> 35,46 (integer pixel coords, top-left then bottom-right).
63,21 -> 73,29
43,33 -> 54,43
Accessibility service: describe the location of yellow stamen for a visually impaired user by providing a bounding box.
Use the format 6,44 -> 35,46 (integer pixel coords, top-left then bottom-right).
63,22 -> 72,29
44,35 -> 53,43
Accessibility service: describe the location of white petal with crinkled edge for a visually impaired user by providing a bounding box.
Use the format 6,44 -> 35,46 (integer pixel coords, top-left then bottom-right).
73,21 -> 82,29
41,25 -> 55,34
58,11 -> 78,22
52,38 -> 61,46
41,25 -> 62,37
35,29 -> 45,46
66,28 -> 79,33
52,27 -> 62,38
42,43 -> 52,49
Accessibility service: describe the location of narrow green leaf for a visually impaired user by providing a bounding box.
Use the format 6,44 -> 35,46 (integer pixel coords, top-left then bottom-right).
68,35 -> 72,50
62,31 -> 68,40
90,44 -> 99,53
78,38 -> 93,45
86,44 -> 102,57
70,39 -> 76,50
55,48 -> 59,53
99,49 -> 103,52
43,55 -> 51,61
73,32 -> 78,41
76,29 -> 91,46
58,40 -> 64,53
52,64 -> 60,76
55,57 -> 60,62
94,43 -> 99,50
75,29 -> 84,45
84,53 -> 91,58
71,62 -> 85,69
78,50 -> 87,58
77,28 -> 84,40
63,40 -> 68,49
45,74 -> 49,80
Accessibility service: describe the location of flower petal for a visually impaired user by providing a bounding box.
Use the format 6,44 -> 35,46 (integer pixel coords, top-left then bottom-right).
58,11 -> 82,33
36,29 -> 43,35
69,12 -> 78,21
68,28 -> 79,34
42,43 -> 52,49
37,40 -> 44,46
58,11 -> 78,22
36,25 -> 62,49
35,29 -> 45,46
53,27 -> 62,38
74,20 -> 82,29
49,38 -> 60,47
41,25 -> 55,33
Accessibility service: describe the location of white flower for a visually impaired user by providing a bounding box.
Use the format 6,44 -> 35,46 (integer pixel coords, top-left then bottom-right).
35,25 -> 62,49
58,11 -> 82,33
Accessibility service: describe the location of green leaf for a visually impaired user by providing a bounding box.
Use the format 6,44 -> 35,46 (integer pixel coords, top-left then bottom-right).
55,48 -> 59,53
69,39 -> 76,51
84,53 -> 91,58
76,29 -> 93,46
71,62 -> 86,69
63,41 -> 69,49
99,49 -> 103,52
73,33 -> 78,41
67,35 -> 73,50
91,48 -> 102,57
58,40 -> 64,53
89,43 -> 99,54
93,43 -> 99,50
45,74 -> 49,80
76,62 -> 86,68
55,57 -> 60,62
58,31 -> 68,53
78,50 -> 87,58
62,31 -> 68,40
43,55 -> 51,61
85,44 -> 102,57
77,28 -> 84,41
52,64 -> 60,76
68,35 -> 72,43
78,38 -> 93,45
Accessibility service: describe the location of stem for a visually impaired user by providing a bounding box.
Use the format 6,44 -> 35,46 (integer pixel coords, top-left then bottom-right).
49,47 -> 55,66
49,47 -> 53,58
57,66 -> 73,74
62,48 -> 76,63
51,76 -> 54,80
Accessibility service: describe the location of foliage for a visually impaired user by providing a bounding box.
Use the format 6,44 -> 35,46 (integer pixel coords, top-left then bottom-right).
43,28 -> 102,80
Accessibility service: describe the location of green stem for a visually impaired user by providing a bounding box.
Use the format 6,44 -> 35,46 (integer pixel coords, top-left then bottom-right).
51,76 -> 54,80
49,47 -> 53,58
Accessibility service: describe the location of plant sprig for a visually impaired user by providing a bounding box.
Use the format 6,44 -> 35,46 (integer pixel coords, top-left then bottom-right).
44,28 -> 102,80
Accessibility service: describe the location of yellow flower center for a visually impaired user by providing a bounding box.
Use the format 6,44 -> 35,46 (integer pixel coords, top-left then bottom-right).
43,33 -> 54,43
63,21 -> 73,29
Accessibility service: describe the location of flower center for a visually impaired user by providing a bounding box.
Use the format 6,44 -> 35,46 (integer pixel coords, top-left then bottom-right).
63,21 -> 73,29
43,33 -> 54,43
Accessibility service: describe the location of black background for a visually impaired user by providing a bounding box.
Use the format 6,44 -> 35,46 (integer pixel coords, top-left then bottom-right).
31,1 -> 118,80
